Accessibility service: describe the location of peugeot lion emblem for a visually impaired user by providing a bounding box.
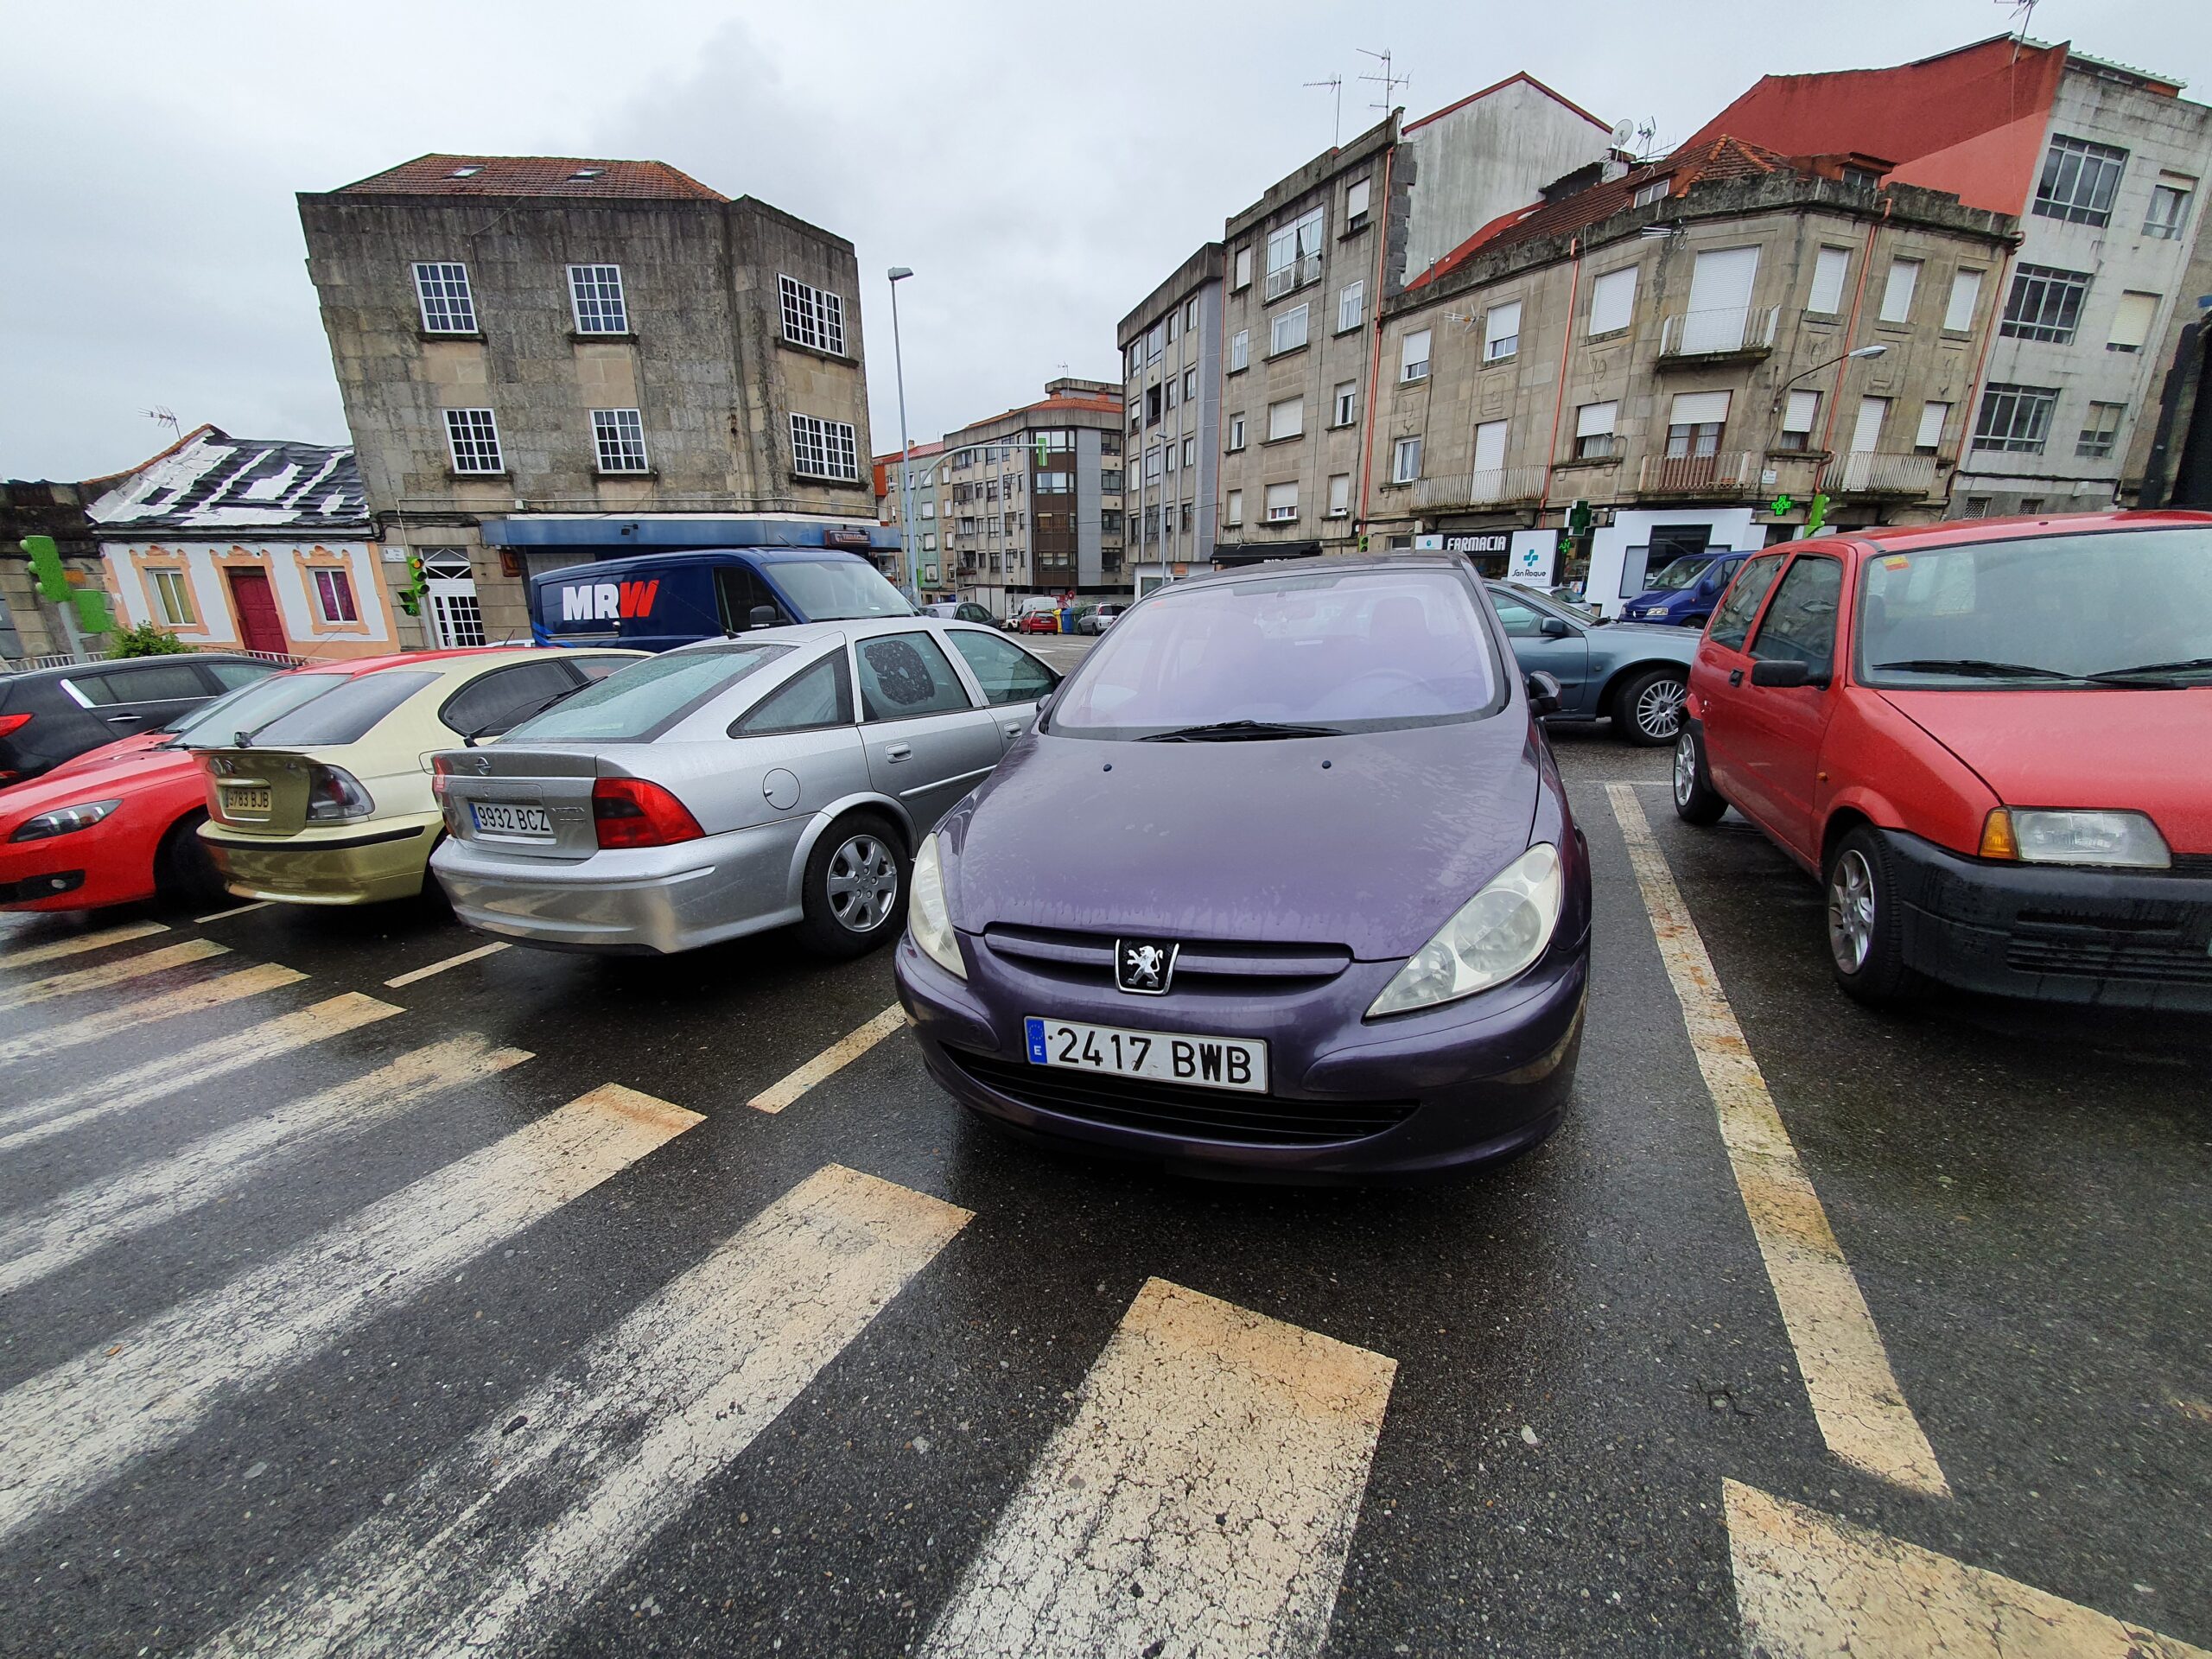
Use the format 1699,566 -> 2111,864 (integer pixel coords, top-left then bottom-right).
1115,938 -> 1179,996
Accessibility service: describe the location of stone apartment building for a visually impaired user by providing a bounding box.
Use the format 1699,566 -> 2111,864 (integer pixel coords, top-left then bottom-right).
297,155 -> 877,643
936,381 -> 1125,617
1118,244 -> 1223,593
1688,36 -> 2212,517
874,438 -> 948,592
1369,137 -> 2018,613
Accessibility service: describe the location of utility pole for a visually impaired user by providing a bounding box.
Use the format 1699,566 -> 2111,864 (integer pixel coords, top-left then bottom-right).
1304,75 -> 1343,148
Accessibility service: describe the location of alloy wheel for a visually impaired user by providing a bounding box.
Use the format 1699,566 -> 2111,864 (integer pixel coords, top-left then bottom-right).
826,835 -> 899,933
1827,849 -> 1877,975
1673,732 -> 1697,808
1637,677 -> 1688,741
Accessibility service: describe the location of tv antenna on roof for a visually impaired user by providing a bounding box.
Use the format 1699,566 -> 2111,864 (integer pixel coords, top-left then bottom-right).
1305,74 -> 1344,149
1357,48 -> 1407,118
1999,0 -> 2039,45
143,406 -> 180,440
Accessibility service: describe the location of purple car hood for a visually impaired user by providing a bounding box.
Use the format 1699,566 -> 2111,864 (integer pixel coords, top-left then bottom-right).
947,717 -> 1542,961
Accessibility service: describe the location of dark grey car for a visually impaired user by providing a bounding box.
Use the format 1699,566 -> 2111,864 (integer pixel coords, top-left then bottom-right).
1484,581 -> 1700,745
0,654 -> 283,785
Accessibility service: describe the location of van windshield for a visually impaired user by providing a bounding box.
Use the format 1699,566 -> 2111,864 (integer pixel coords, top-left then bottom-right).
1646,556 -> 1719,592
768,558 -> 913,621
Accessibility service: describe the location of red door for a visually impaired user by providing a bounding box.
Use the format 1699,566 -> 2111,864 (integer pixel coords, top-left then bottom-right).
226,568 -> 287,657
1692,550 -> 1788,823
1733,552 -> 1847,865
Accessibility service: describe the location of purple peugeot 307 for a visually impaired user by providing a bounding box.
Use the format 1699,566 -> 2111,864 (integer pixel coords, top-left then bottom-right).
893,556 -> 1592,1181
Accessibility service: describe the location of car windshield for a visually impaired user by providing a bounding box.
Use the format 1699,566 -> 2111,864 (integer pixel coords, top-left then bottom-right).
505,643 -> 791,742
1646,556 -> 1718,592
1857,526 -> 2212,689
163,671 -> 349,742
1050,566 -> 1502,739
767,558 -> 912,621
243,671 -> 440,747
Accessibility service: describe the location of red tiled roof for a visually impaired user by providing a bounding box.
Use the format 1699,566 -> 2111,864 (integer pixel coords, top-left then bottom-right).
1404,135 -> 1795,289
874,440 -> 947,467
333,154 -> 727,201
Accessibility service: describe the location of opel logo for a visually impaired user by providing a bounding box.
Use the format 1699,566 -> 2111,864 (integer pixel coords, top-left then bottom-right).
470,754 -> 492,775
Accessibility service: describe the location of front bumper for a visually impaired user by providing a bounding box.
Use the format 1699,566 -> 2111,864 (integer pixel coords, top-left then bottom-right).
1884,831 -> 2212,1011
894,927 -> 1589,1182
200,814 -> 440,906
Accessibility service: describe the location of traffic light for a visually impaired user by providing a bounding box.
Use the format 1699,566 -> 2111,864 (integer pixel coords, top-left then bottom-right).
23,534 -> 114,633
1802,493 -> 1831,538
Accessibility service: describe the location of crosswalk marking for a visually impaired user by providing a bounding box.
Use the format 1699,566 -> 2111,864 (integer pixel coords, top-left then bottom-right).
1606,785 -> 1950,1498
383,940 -> 510,988
1725,1479 -> 2212,1658
0,962 -> 306,1068
749,1003 -> 906,1113
0,992 -> 401,1154
0,919 -> 168,969
0,938 -> 228,1011
200,1163 -> 968,1659
920,1277 -> 1396,1659
0,1084 -> 699,1549
194,900 -> 271,923
0,1033 -> 532,1296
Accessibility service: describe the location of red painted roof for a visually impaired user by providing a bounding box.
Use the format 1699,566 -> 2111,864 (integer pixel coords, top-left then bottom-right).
334,155 -> 727,202
951,393 -> 1124,436
873,440 -> 947,467
1404,70 -> 1611,137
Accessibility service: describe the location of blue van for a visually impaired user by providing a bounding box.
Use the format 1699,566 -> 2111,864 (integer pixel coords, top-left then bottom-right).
530,545 -> 912,652
1618,550 -> 1751,628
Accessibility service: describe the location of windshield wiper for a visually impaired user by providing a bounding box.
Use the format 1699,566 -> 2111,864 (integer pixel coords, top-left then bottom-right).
2079,655 -> 2212,685
1137,719 -> 1344,742
1870,658 -> 2083,681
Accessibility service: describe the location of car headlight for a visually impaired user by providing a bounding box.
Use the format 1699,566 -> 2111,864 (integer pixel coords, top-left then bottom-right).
909,832 -> 966,979
1368,842 -> 1564,1018
1980,808 -> 2171,869
10,799 -> 123,842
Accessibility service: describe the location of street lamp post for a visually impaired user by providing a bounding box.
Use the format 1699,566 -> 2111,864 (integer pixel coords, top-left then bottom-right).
1770,344 -> 1886,539
887,267 -> 919,602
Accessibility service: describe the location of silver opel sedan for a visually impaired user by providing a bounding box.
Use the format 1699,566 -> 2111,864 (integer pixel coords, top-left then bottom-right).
427,618 -> 1059,957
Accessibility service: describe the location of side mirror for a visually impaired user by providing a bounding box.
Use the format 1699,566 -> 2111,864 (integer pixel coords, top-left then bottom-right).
1749,658 -> 1827,690
748,605 -> 779,629
1526,671 -> 1564,716
1539,617 -> 1573,639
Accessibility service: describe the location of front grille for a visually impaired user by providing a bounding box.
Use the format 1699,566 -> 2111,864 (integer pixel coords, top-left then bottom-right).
2170,852 -> 2212,877
947,1049 -> 1414,1147
2005,919 -> 2212,985
981,925 -> 1351,991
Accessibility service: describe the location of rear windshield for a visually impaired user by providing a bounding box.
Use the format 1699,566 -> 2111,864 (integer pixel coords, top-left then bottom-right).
767,558 -> 913,621
242,671 -> 437,747
1051,567 -> 1503,739
171,671 -> 351,744
505,644 -> 791,742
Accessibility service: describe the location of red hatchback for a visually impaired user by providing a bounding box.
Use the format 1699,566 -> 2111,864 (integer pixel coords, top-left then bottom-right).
1671,512 -> 2212,1010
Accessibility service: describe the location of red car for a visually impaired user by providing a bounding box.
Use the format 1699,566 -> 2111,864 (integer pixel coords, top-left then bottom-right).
1016,607 -> 1064,634
1671,512 -> 2212,1009
0,652 -> 488,913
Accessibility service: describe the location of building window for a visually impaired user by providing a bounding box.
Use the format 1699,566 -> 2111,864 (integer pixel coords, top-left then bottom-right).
1915,401 -> 1949,453
1808,246 -> 1850,315
568,264 -> 629,334
2000,264 -> 2091,343
1270,302 -> 1309,355
1345,176 -> 1370,232
1972,384 -> 2058,454
1324,474 -> 1349,518
1575,400 -> 1619,458
1942,269 -> 1982,333
1147,385 -> 1163,424
790,412 -> 860,480
1185,299 -> 1197,329
444,408 -> 504,474
922,532 -> 938,552
1878,258 -> 1920,324
1228,414 -> 1246,451
1264,482 -> 1299,523
592,408 -> 650,474
1400,328 -> 1431,382
1633,178 -> 1669,207
1184,367 -> 1197,400
1666,391 -> 1731,458
1267,397 -> 1303,442
1337,281 -> 1365,334
1961,497 -> 1991,518
1264,207 -> 1325,300
1165,441 -> 1178,473
1587,266 -> 1637,336
2107,290 -> 2159,353
1128,341 -> 1143,376
2076,401 -> 2126,459
1228,329 -> 1249,372
1166,379 -> 1179,410
310,568 -> 359,625
149,568 -> 194,626
1166,308 -> 1178,345
1182,436 -> 1197,467
2018,498 -> 2045,515
2035,135 -> 2127,226
779,275 -> 847,355
1777,390 -> 1819,451
1037,471 -> 1073,493
1484,302 -> 1522,362
1233,246 -> 1253,290
2145,175 -> 2194,239
1101,469 -> 1122,493
1332,381 -> 1357,428
1146,322 -> 1164,362
412,263 -> 477,334
1391,436 -> 1421,484
1225,488 -> 1244,527
1146,444 -> 1162,480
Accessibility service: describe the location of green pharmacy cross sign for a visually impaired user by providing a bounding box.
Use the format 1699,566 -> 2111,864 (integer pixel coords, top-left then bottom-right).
1770,495 -> 1795,515
22,535 -> 114,633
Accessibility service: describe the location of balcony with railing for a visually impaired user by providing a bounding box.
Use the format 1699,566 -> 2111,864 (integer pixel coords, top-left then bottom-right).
1635,451 -> 1760,497
1412,467 -> 1545,512
1831,450 -> 1939,497
1657,305 -> 1778,365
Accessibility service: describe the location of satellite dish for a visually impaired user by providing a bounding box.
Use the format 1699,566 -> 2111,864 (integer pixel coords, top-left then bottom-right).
1610,118 -> 1636,148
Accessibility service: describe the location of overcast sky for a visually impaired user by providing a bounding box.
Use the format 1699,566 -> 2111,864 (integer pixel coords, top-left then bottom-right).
4,0 -> 2203,481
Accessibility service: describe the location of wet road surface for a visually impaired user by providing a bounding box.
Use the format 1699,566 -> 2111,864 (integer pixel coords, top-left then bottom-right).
0,721 -> 2205,1657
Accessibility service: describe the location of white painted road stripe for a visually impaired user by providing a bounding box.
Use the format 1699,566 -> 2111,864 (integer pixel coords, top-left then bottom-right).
0,962 -> 306,1068
921,1277 -> 1396,1659
0,919 -> 168,969
194,900 -> 271,923
0,992 -> 402,1154
0,938 -> 228,1012
749,1003 -> 907,1113
200,1163 -> 968,1659
1606,784 -> 1949,1497
383,940 -> 510,988
1726,1479 -> 2211,1658
0,1084 -> 699,1548
0,1033 -> 532,1296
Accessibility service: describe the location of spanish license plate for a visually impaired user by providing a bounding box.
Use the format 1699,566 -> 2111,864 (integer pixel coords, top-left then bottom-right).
471,802 -> 552,837
1024,1016 -> 1268,1095
223,785 -> 272,817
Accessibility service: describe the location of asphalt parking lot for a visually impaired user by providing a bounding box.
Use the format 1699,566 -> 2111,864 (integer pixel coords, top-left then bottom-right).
1,705 -> 2207,1658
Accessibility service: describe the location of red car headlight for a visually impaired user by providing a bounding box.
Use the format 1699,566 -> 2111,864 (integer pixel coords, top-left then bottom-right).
10,798 -> 123,842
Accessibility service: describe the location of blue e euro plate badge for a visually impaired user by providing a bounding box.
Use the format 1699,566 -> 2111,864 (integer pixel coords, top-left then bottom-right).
1025,1017 -> 1049,1063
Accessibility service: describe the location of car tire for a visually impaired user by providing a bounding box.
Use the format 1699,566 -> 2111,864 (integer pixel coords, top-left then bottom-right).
1824,825 -> 1913,1007
797,813 -> 911,959
1671,729 -> 1728,826
1681,614 -> 1709,631
155,810 -> 230,908
1615,666 -> 1689,747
